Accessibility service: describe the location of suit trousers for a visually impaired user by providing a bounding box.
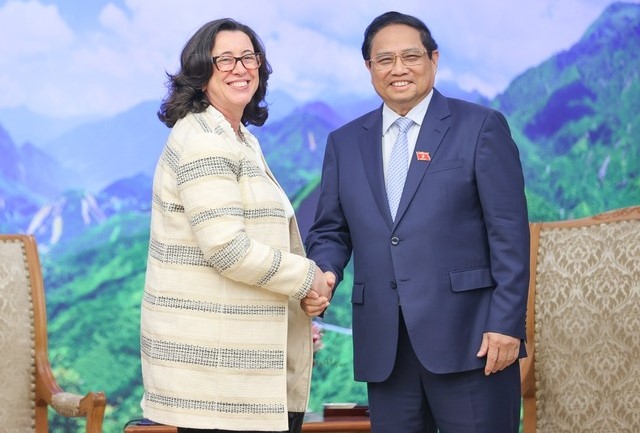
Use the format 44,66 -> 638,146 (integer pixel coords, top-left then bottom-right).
176,411 -> 305,433
367,309 -> 521,433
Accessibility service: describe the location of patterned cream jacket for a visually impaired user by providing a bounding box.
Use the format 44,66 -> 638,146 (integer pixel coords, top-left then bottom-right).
141,105 -> 315,431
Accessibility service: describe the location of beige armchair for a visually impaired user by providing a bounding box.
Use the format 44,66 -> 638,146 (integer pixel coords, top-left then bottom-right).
521,206 -> 640,433
0,234 -> 106,433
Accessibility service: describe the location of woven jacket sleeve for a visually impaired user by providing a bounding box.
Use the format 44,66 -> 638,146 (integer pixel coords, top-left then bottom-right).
176,129 -> 314,300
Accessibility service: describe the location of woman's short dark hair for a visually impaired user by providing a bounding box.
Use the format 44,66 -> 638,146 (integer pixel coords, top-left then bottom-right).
158,18 -> 272,128
361,11 -> 438,61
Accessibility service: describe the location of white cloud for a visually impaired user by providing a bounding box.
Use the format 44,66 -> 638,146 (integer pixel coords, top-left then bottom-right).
417,0 -> 627,96
0,0 -> 635,117
0,0 -> 74,58
0,1 -> 75,115
259,21 -> 372,101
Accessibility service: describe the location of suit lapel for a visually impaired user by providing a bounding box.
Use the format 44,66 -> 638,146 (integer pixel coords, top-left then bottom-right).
394,90 -> 451,225
358,107 -> 394,228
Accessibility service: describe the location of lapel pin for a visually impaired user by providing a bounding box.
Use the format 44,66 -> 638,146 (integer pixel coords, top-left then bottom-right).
416,151 -> 431,161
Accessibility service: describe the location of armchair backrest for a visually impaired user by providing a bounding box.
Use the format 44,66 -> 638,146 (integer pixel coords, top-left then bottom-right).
521,206 -> 640,432
0,235 -> 40,432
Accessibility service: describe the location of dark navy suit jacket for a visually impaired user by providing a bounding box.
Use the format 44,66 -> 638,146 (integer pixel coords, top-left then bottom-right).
305,89 -> 530,382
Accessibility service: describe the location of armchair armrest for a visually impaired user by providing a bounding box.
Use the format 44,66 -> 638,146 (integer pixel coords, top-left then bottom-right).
35,348 -> 106,432
51,391 -> 106,418
519,348 -> 535,398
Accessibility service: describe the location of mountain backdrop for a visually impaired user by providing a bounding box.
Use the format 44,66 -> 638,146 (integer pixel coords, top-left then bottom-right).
0,3 -> 639,432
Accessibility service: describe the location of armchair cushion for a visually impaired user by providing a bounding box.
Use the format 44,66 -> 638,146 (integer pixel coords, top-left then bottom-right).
0,237 -> 37,431
522,206 -> 640,432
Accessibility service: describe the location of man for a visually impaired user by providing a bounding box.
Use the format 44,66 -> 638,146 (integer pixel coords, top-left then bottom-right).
303,11 -> 530,433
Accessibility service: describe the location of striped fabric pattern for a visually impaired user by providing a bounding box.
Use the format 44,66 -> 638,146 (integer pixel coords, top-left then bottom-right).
141,105 -> 314,431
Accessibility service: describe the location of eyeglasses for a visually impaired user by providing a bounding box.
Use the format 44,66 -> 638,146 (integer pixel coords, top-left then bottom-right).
368,50 -> 429,71
211,52 -> 262,72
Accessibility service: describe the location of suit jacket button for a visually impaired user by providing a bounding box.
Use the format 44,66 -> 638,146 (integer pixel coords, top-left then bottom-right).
390,280 -> 397,289
391,236 -> 399,246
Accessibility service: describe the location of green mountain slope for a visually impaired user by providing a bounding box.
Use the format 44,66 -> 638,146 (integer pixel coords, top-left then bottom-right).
495,2 -> 640,220
42,212 -> 149,432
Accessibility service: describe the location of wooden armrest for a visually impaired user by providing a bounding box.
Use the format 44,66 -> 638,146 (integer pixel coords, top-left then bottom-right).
519,351 -> 535,397
80,392 -> 108,433
35,353 -> 106,432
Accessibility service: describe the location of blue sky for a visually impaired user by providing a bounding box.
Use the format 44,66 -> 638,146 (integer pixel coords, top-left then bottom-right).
0,0 -> 635,118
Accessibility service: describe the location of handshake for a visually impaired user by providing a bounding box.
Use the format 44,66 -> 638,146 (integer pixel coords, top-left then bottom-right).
300,266 -> 335,317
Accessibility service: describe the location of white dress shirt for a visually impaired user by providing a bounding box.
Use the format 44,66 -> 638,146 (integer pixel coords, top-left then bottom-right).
381,89 -> 434,186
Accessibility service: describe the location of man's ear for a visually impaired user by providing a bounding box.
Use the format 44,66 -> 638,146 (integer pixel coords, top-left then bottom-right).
431,49 -> 440,68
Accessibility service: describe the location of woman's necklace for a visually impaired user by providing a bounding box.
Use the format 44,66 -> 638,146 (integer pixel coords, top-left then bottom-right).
237,128 -> 249,145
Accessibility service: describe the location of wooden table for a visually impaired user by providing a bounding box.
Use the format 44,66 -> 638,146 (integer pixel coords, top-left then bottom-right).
302,415 -> 370,432
125,412 -> 371,433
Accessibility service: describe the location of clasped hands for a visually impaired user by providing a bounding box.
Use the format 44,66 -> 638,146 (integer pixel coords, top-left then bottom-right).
300,266 -> 335,317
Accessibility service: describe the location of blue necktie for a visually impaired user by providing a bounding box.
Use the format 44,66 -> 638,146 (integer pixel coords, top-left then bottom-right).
387,117 -> 413,220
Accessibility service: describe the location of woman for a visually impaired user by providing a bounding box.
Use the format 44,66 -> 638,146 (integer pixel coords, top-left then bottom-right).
140,18 -> 330,433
